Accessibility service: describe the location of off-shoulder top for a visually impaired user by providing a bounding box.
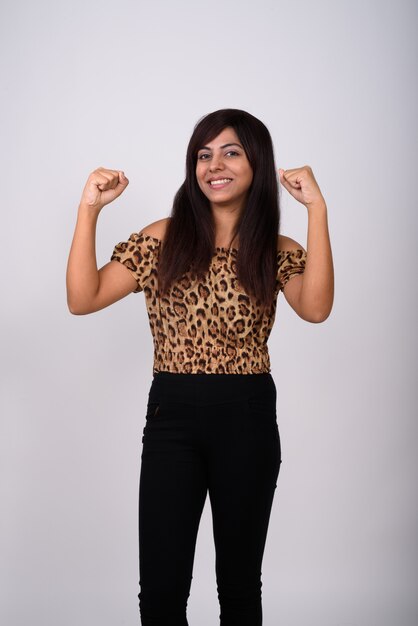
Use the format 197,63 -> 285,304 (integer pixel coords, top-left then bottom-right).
110,232 -> 307,375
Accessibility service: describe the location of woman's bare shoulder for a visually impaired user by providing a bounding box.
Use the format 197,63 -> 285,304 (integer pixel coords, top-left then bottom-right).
277,234 -> 306,253
140,217 -> 171,241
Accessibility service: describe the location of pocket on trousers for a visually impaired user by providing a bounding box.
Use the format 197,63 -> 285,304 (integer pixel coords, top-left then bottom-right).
247,396 -> 282,469
247,396 -> 279,435
145,401 -> 160,420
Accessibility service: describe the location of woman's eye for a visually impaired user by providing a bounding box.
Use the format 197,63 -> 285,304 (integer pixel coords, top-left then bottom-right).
198,150 -> 240,160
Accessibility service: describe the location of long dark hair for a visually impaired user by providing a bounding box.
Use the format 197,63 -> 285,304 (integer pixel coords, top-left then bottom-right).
158,108 -> 281,308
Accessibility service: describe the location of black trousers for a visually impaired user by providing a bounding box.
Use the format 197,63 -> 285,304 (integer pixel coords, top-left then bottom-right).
138,371 -> 282,625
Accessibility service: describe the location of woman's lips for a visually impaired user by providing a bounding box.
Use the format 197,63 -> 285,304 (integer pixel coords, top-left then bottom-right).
208,178 -> 233,190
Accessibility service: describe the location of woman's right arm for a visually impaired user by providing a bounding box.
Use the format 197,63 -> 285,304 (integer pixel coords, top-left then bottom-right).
66,167 -> 137,315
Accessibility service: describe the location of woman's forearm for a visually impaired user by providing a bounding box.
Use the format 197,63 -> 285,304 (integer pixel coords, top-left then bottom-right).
66,204 -> 101,313
300,202 -> 334,321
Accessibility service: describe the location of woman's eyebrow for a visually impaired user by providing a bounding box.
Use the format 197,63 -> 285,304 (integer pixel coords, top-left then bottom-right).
198,142 -> 243,151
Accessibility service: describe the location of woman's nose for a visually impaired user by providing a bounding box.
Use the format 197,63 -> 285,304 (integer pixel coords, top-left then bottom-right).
209,155 -> 224,171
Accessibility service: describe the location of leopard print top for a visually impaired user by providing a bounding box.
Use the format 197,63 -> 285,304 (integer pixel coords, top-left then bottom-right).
110,231 -> 307,375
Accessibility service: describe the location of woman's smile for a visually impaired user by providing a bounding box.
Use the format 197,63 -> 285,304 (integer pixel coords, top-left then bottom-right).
207,177 -> 233,190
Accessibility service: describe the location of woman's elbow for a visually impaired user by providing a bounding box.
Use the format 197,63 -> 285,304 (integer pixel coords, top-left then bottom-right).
68,304 -> 84,315
306,304 -> 333,323
309,312 -> 330,323
298,297 -> 333,323
67,298 -> 94,315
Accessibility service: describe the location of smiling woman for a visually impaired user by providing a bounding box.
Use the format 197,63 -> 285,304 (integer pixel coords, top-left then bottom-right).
195,129 -> 254,226
156,108 -> 287,308
66,107 -> 334,625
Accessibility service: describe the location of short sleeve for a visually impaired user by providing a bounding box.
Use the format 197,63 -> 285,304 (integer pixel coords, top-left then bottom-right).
277,249 -> 307,292
110,231 -> 159,293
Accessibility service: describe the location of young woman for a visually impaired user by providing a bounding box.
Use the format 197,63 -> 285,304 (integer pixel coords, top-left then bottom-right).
66,108 -> 334,625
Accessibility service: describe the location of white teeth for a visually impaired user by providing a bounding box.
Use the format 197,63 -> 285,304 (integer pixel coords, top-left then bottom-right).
210,178 -> 232,186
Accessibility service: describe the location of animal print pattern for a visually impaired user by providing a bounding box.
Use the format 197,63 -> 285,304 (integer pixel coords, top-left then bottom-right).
110,232 -> 307,374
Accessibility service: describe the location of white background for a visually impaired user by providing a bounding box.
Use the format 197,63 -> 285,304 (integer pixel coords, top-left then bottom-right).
1,0 -> 417,624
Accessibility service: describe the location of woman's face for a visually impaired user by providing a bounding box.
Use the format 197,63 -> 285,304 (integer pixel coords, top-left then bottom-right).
195,127 -> 253,211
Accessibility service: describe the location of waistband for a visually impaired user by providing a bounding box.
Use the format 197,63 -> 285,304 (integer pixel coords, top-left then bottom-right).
149,371 -> 276,405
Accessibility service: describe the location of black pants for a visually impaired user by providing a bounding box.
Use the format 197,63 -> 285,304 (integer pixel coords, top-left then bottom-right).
138,372 -> 282,625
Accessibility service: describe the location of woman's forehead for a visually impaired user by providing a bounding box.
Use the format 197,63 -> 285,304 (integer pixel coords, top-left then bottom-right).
199,127 -> 241,150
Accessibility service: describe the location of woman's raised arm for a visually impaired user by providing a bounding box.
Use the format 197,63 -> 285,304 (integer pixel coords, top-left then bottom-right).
66,167 -> 136,315
279,166 -> 334,322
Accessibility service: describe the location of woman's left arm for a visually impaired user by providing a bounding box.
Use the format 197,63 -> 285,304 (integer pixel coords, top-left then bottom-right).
279,166 -> 334,323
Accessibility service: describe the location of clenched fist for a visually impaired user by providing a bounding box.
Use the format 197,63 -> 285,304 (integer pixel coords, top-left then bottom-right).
278,165 -> 325,211
79,167 -> 129,212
